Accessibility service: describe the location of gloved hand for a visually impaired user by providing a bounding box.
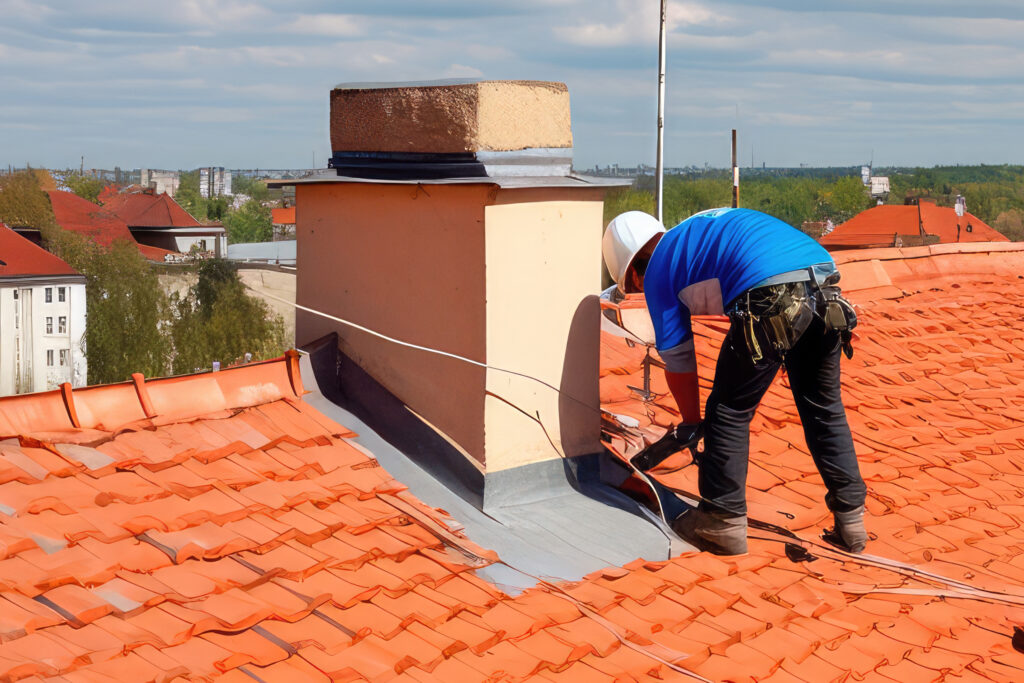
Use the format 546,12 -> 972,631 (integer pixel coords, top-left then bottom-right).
631,421 -> 703,472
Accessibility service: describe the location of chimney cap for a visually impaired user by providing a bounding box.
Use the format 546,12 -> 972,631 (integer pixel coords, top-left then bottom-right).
332,79 -> 567,92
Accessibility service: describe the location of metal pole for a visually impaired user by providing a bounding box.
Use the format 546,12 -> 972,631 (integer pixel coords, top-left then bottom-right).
655,0 -> 667,223
731,129 -> 739,208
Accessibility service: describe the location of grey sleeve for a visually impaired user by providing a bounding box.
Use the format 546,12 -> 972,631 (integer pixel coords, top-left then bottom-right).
657,337 -> 697,373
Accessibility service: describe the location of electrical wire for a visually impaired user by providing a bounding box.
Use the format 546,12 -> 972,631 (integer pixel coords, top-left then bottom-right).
250,287 -> 606,419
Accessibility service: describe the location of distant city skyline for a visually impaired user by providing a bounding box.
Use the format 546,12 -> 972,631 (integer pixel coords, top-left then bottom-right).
2,1 -> 1022,171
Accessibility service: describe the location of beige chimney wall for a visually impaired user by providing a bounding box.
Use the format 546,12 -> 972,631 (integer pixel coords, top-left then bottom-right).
295,182 -> 606,473
329,80 -> 572,154
301,79 -> 608,477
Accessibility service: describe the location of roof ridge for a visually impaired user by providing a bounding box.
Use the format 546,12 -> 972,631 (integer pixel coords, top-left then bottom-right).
0,351 -> 305,438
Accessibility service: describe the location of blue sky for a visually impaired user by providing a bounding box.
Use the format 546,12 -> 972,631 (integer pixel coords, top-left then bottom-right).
2,0 -> 1022,170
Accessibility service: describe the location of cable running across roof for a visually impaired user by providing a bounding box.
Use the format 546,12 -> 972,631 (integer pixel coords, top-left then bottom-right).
253,289 -> 1024,609
250,287 -> 605,418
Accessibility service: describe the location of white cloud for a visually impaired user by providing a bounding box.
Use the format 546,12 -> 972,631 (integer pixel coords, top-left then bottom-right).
556,1 -> 728,47
444,63 -> 484,78
283,14 -> 362,37
176,0 -> 271,28
1,0 -> 1023,168
0,0 -> 55,21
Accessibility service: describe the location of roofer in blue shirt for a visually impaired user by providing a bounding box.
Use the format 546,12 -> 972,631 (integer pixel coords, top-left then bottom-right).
602,208 -> 868,556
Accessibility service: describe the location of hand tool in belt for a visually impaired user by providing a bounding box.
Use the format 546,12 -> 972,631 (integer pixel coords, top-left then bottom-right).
630,421 -> 704,471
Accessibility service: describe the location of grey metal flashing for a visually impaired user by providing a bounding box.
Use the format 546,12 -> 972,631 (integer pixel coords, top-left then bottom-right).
268,173 -> 630,190
298,338 -> 691,592
333,78 -> 483,90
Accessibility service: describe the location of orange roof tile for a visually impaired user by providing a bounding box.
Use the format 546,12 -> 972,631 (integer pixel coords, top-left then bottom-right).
823,202 -> 1008,248
600,243 -> 1024,681
821,204 -> 922,247
0,224 -> 80,279
917,200 -> 1006,243
102,191 -> 202,229
3,244 -> 1024,681
46,191 -> 176,262
272,207 -> 296,225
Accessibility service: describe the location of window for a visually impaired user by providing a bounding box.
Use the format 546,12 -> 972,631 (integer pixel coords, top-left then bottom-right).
46,317 -> 53,334
47,350 -> 54,367
58,287 -> 66,302
59,349 -> 69,366
58,316 -> 67,334
45,287 -> 52,303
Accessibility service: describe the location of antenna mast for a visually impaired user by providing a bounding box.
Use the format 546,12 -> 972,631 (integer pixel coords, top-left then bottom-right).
655,0 -> 667,222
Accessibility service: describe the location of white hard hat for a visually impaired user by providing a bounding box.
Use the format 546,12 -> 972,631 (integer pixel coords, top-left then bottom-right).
602,211 -> 666,288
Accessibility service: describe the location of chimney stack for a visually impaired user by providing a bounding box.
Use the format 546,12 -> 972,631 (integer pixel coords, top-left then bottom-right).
296,80 -> 625,508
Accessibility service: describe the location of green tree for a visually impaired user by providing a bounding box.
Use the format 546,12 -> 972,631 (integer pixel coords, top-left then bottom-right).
741,177 -> 819,230
223,198 -> 272,243
46,235 -> 171,384
60,172 -> 107,203
174,170 -> 209,221
231,174 -> 269,201
819,176 -> 869,224
603,188 -> 655,226
169,259 -> 287,374
994,210 -> 1024,241
0,169 -> 58,230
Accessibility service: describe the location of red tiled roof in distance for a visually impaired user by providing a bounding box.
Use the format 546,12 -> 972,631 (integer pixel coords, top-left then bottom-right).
0,223 -> 80,278
820,204 -> 922,247
45,190 -> 176,262
96,185 -> 122,204
271,207 -> 295,225
823,202 -> 1008,247
102,191 -> 202,229
917,199 -> 1006,243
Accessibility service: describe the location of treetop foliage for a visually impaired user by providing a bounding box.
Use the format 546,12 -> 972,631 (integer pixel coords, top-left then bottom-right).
606,165 -> 1024,240
169,261 -> 287,376
231,174 -> 269,201
0,169 -> 59,230
175,170 -> 271,244
42,219 -> 286,384
222,199 -> 273,244
59,172 -> 107,204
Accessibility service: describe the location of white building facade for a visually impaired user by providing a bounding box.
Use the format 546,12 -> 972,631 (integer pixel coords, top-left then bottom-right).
139,169 -> 181,197
0,279 -> 87,395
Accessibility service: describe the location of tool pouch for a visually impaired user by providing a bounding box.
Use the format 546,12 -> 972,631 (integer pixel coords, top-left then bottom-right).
817,285 -> 858,358
729,281 -> 814,364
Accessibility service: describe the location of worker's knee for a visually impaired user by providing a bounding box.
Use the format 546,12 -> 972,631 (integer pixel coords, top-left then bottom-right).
705,399 -> 758,429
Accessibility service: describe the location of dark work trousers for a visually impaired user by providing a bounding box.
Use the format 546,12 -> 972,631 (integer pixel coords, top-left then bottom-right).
699,315 -> 867,517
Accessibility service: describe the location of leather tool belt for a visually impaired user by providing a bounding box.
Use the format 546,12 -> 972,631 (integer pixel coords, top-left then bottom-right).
729,269 -> 858,363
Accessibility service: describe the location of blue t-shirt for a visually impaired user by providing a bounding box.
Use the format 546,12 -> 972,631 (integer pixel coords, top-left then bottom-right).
645,208 -> 834,352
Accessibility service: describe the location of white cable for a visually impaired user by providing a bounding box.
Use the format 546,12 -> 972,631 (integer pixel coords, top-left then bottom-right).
248,286 -> 600,414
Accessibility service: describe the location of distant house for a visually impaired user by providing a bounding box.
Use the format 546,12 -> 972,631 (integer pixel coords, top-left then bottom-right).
271,206 -> 296,241
102,188 -> 226,256
45,190 -> 176,262
820,199 -> 1007,250
0,223 -> 87,394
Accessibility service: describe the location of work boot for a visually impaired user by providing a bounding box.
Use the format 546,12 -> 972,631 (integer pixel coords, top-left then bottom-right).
824,505 -> 867,553
672,507 -> 748,556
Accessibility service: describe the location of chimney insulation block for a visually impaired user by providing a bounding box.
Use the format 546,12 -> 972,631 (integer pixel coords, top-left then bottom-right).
330,80 -> 572,155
